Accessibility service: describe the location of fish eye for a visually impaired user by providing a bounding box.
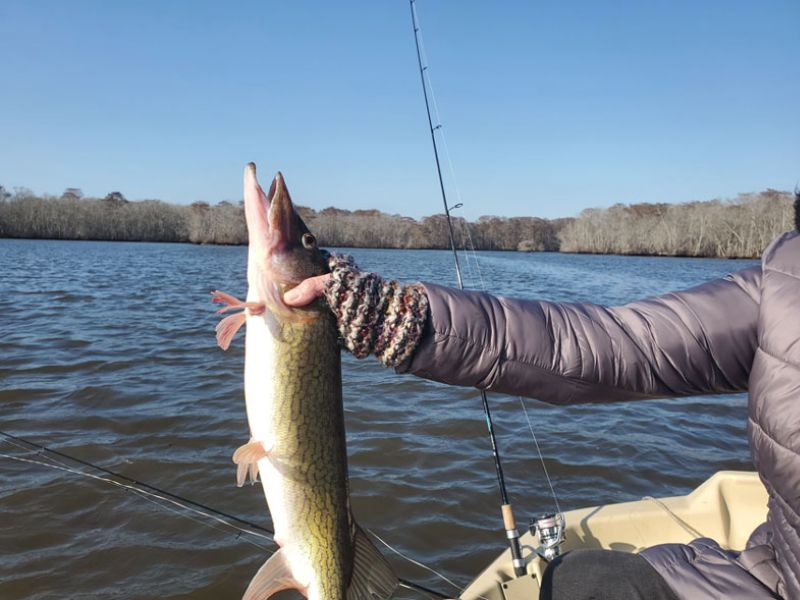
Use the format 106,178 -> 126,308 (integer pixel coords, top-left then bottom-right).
301,233 -> 317,249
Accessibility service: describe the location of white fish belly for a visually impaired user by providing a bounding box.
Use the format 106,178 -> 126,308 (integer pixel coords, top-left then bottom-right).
244,313 -> 315,589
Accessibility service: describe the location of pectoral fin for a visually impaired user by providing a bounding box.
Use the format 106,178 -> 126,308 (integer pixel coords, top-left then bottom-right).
211,290 -> 267,350
211,290 -> 265,315
347,525 -> 398,600
233,439 -> 272,487
243,548 -> 305,600
216,312 -> 247,351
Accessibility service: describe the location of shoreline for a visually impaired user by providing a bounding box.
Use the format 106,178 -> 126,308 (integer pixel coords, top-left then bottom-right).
0,236 -> 763,260
1,188 -> 791,260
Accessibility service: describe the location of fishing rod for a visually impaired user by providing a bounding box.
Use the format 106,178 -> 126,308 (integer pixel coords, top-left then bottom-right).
0,428 -> 272,535
408,0 -> 527,578
0,429 -> 451,599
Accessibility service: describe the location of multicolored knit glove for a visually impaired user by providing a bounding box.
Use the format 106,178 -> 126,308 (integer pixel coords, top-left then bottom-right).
323,253 -> 429,368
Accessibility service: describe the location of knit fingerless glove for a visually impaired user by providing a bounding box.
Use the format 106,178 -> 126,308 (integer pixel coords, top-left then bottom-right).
323,253 -> 429,368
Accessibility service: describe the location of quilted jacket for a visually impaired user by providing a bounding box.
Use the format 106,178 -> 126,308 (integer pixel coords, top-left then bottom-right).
398,230 -> 800,599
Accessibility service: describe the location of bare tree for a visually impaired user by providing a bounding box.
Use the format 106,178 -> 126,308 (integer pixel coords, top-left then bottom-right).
559,190 -> 794,258
61,188 -> 84,201
0,187 -> 791,257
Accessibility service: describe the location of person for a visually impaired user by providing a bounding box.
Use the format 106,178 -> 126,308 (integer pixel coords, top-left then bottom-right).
283,194 -> 800,600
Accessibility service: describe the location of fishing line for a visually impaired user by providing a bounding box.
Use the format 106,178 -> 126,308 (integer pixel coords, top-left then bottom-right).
410,0 -> 528,578
447,202 -> 563,519
0,449 -> 274,549
124,486 -> 274,551
0,430 -> 450,598
2,434 -> 74,468
447,210 -> 563,519
0,429 -> 273,537
452,215 -> 486,291
411,1 -> 486,293
641,496 -> 705,539
368,528 -> 462,593
370,529 -> 490,600
410,0 -> 463,288
410,0 -> 566,572
452,220 -> 566,520
518,397 -> 562,517
448,213 -> 566,520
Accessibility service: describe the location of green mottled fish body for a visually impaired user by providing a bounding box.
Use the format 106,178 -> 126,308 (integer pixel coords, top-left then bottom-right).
214,165 -> 396,600
245,304 -> 352,599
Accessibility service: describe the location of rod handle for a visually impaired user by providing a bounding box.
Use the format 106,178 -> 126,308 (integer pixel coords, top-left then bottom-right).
501,503 -> 517,531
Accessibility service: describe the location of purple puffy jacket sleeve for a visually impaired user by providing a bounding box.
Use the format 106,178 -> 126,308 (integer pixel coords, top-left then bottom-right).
396,267 -> 761,404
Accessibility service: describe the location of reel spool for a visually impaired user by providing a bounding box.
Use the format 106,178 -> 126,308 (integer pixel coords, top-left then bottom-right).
530,513 -> 566,561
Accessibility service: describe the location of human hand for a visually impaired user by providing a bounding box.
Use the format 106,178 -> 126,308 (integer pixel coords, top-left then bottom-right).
282,252 -> 428,367
284,273 -> 332,307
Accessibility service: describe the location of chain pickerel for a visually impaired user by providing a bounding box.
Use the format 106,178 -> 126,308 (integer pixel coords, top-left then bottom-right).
212,164 -> 397,600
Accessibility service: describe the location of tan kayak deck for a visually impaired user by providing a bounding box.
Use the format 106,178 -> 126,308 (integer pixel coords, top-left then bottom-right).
459,471 -> 768,600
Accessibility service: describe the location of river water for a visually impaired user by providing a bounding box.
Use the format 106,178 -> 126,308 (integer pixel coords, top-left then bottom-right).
0,239 -> 760,599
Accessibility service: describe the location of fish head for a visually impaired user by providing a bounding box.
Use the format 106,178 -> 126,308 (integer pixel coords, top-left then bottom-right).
244,163 -> 328,314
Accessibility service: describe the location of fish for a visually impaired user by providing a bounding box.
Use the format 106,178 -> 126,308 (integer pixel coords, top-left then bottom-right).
212,164 -> 398,600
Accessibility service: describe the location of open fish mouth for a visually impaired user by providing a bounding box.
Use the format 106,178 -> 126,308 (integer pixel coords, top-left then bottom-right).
244,163 -> 295,268
238,163 -> 331,333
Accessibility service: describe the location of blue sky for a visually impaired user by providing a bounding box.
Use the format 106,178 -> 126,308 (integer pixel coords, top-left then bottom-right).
1,1 -> 798,220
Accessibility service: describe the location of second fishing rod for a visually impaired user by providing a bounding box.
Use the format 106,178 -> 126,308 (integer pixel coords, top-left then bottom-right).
408,0 -> 527,578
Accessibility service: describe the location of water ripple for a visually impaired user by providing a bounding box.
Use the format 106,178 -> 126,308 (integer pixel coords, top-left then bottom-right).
0,240 -> 757,599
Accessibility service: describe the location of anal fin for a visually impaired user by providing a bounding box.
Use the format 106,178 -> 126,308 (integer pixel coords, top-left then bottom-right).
243,548 -> 305,600
347,524 -> 398,600
233,438 -> 272,487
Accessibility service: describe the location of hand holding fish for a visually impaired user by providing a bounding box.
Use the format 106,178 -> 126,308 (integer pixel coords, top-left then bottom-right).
285,252 -> 430,367
283,273 -> 331,306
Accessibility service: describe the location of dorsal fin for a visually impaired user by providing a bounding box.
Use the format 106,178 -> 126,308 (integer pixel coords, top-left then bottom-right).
346,525 -> 398,600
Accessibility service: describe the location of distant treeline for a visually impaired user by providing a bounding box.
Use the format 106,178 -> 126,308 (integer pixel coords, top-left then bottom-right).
0,185 -> 794,258
0,185 -> 564,251
559,189 -> 795,258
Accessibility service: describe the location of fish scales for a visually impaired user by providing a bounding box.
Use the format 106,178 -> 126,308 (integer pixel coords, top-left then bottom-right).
259,313 -> 352,599
214,165 -> 397,600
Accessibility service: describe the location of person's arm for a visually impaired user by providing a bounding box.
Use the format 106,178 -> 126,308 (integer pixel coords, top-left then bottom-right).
400,268 -> 761,404
285,254 -> 761,404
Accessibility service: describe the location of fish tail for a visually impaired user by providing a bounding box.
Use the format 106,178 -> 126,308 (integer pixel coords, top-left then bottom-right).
241,525 -> 397,600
